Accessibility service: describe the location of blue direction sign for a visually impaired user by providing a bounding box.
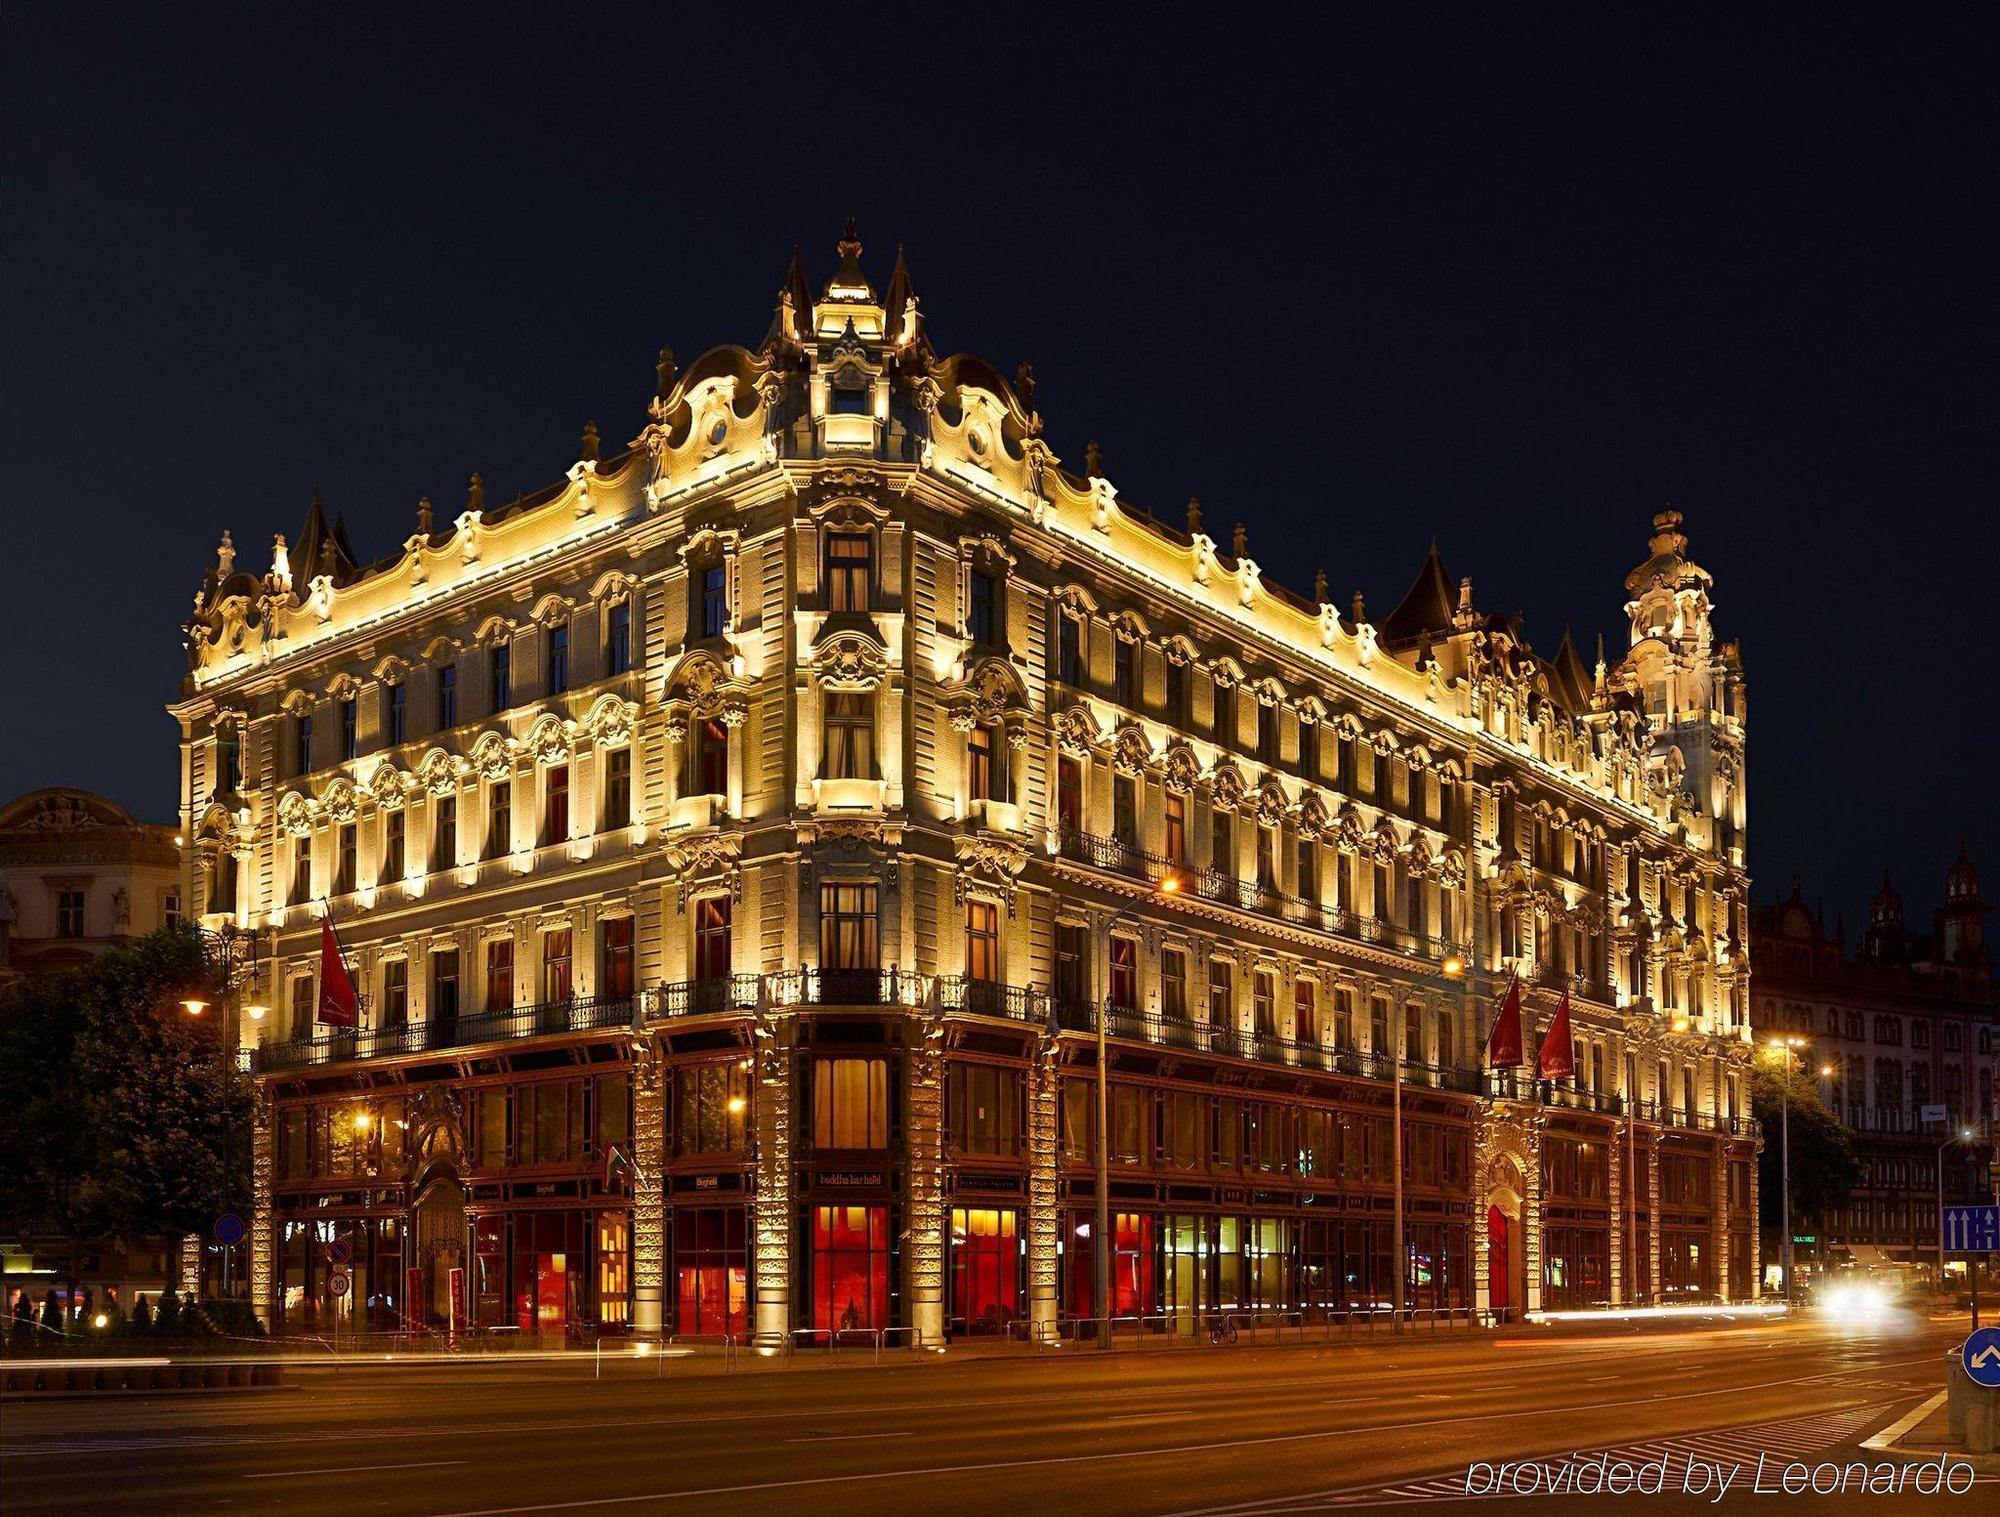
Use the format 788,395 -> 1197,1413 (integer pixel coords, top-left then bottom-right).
1963,1327 -> 2000,1389
1942,1205 -> 2000,1253
213,1213 -> 246,1246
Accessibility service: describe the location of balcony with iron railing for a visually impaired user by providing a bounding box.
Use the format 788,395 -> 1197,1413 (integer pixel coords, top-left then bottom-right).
1056,827 -> 1466,964
252,994 -> 640,1073
1475,1070 -> 1759,1137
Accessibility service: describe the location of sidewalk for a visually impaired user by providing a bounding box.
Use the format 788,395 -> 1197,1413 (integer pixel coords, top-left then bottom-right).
1863,1391 -> 2000,1476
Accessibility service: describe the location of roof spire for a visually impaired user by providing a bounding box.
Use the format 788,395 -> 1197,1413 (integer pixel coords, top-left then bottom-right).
823,218 -> 873,301
883,245 -> 920,347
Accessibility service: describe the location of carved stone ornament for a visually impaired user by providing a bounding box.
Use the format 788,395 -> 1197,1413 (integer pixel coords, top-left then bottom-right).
1055,705 -> 1099,758
1210,764 -> 1246,810
525,715 -> 573,767
320,779 -> 360,824
1113,725 -> 1153,776
811,631 -> 889,691
470,732 -> 514,782
277,791 -> 314,837
1255,782 -> 1288,827
417,748 -> 460,796
1162,742 -> 1202,795
368,764 -> 410,809
662,831 -> 743,912
953,835 -> 1030,914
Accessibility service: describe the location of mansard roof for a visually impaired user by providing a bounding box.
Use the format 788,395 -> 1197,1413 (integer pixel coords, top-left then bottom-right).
1377,543 -> 1456,648
1545,629 -> 1593,711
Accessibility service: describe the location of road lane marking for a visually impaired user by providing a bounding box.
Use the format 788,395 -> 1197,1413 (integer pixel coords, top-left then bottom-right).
1105,1411 -> 1201,1422
420,1370 -> 1918,1516
785,1432 -> 914,1443
247,1460 -> 466,1479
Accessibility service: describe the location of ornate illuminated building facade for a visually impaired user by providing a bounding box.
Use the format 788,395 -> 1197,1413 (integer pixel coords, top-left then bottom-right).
1752,857 -> 1996,1271
173,228 -> 1757,1345
0,788 -> 183,985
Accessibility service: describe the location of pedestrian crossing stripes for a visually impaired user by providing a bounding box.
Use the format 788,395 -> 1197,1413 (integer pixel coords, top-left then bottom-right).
1170,1403 -> 1891,1512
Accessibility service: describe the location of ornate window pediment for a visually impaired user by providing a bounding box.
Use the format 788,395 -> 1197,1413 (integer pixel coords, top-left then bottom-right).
1254,780 -> 1289,827
468,731 -> 514,782
1162,740 -> 1202,795
583,695 -> 638,747
277,791 -> 314,837
810,630 -> 890,692
942,655 -> 1029,735
368,764 -> 411,809
1210,762 -> 1247,810
523,713 -> 573,767
320,778 -> 360,823
1055,704 -> 1101,758
416,747 -> 461,795
1111,723 -> 1153,776
664,650 -> 751,719
1295,790 -> 1330,838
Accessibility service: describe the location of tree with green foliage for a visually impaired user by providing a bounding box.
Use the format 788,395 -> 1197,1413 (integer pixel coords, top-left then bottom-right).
0,927 -> 250,1307
1753,1061 -> 1862,1242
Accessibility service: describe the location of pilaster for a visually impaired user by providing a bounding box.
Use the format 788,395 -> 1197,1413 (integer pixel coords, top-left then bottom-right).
631,1038 -> 667,1334
1026,1037 -> 1061,1339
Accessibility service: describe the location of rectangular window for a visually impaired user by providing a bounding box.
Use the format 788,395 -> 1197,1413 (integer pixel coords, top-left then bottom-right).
812,1204 -> 889,1333
547,625 -> 569,693
1162,947 -> 1188,1018
1213,679 -> 1234,746
813,1057 -> 889,1149
689,717 -> 729,796
383,808 -> 405,883
487,779 -> 511,860
432,793 -> 457,872
964,899 -> 1000,983
1054,922 -> 1089,1007
339,698 -> 358,761
1256,826 -> 1277,891
335,823 -> 357,894
543,764 -> 570,846
485,938 -> 514,1013
949,1066 -> 1020,1157
1208,960 -> 1233,1025
381,959 -> 408,1028
217,735 -> 240,794
290,976 -> 315,1040
1165,659 -> 1189,726
602,747 -> 632,829
823,692 -> 875,781
1211,809 -> 1233,875
295,713 -> 314,775
694,896 -> 732,981
701,564 -> 728,638
542,929 -> 573,1002
1114,640 -> 1135,707
676,1064 -> 751,1155
485,646 -> 511,717
967,568 -> 999,648
1056,614 -> 1081,687
606,602 -> 631,675
1108,935 -> 1138,1010
1295,980 -> 1319,1044
600,917 -> 635,1001
438,664 -> 458,730
1257,703 -> 1279,764
1297,838 -> 1318,902
1253,970 -> 1277,1035
55,889 -> 85,938
826,532 -> 872,613
1164,791 -> 1187,863
1057,756 -> 1083,834
431,949 -> 460,1023
290,836 -> 311,904
1112,773 -> 1137,843
386,684 -> 407,745
969,722 -> 1006,802
818,882 -> 879,971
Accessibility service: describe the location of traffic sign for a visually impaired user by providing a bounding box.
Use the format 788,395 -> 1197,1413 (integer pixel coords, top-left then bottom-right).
1920,1104 -> 1949,1124
326,1267 -> 352,1298
1963,1327 -> 2000,1389
326,1237 -> 354,1266
1942,1205 -> 2000,1253
214,1213 -> 246,1246
1792,1234 -> 1817,1245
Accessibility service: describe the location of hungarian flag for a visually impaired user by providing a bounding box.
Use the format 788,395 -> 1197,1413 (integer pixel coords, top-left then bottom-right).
1485,975 -> 1524,1068
316,912 -> 359,1027
604,1144 -> 634,1191
1538,990 -> 1576,1080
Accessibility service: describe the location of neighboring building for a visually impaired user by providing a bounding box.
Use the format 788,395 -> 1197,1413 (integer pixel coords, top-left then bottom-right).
0,788 -> 185,1313
1752,855 -> 1997,1273
172,226 -> 1756,1344
0,788 -> 183,984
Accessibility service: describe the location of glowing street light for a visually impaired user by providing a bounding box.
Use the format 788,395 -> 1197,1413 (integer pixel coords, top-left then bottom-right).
182,997 -> 210,1016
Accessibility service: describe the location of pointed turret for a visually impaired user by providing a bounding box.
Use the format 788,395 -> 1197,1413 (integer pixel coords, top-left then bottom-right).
823,218 -> 874,302
1864,867 -> 1910,963
1936,842 -> 1989,965
1547,628 -> 1593,712
882,245 -> 921,348
1377,542 -> 1456,648
293,487 -> 358,586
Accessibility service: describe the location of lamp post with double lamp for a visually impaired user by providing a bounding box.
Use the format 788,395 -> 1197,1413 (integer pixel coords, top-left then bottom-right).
1093,872 -> 1181,1350
181,991 -> 266,1299
1769,1035 -> 1806,1305
1390,951 -> 1469,1334
181,922 -> 272,1299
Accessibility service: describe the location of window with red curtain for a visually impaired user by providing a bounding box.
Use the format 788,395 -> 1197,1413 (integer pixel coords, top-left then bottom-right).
951,1208 -> 1020,1331
813,1205 -> 889,1332
675,1207 -> 748,1336
1067,1210 -> 1156,1318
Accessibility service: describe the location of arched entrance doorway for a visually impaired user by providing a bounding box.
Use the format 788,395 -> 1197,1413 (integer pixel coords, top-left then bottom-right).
1487,1205 -> 1518,1320
414,1170 -> 467,1332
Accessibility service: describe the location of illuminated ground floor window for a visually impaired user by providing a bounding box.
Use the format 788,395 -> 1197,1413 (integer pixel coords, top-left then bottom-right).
1542,1222 -> 1610,1310
948,1206 -> 1021,1332
812,1204 -> 890,1332
675,1205 -> 748,1336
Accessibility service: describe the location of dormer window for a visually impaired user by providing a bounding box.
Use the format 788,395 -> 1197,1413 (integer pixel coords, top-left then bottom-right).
831,381 -> 871,416
826,532 -> 872,613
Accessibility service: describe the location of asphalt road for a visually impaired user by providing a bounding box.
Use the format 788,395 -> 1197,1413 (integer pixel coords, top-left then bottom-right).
0,1316 -> 1983,1516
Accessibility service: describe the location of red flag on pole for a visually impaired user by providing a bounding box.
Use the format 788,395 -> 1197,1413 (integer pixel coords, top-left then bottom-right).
316,910 -> 359,1027
1485,975 -> 1524,1067
1538,990 -> 1576,1080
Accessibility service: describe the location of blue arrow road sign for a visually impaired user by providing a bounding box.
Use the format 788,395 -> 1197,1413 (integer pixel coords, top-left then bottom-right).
1963,1327 -> 2000,1389
1942,1205 -> 2000,1253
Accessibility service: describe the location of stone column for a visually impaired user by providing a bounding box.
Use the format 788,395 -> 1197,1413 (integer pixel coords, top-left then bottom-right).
1026,1036 -> 1061,1340
1711,1135 -> 1731,1302
1748,1145 -> 1762,1299
1646,1131 -> 1663,1301
1607,1119 -> 1626,1307
250,1087 -> 275,1327
631,1039 -> 667,1335
1522,1117 -> 1545,1315
752,1010 -> 794,1349
906,1014 -> 947,1348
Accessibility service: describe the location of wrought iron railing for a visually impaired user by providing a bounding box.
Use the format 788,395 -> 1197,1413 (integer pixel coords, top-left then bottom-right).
1056,827 -> 1466,963
251,995 -> 638,1072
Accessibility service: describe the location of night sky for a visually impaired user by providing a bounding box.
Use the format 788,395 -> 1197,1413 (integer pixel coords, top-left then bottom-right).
4,9 -> 1993,935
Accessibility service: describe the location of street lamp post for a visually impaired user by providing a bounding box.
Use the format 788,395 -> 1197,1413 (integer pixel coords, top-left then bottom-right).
1391,952 -> 1469,1335
1937,1124 -> 1976,1301
1094,874 -> 1179,1350
1770,1036 -> 1805,1305
183,923 -> 270,1300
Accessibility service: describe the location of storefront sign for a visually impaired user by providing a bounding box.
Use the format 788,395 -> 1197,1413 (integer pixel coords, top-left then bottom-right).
818,1170 -> 886,1189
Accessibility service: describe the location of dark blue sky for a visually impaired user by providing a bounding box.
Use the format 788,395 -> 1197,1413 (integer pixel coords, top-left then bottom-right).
3,7 -> 1993,930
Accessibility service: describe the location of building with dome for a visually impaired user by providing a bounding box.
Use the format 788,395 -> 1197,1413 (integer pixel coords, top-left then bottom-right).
0,788 -> 183,985
171,226 -> 1758,1342
1752,851 -> 1996,1276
